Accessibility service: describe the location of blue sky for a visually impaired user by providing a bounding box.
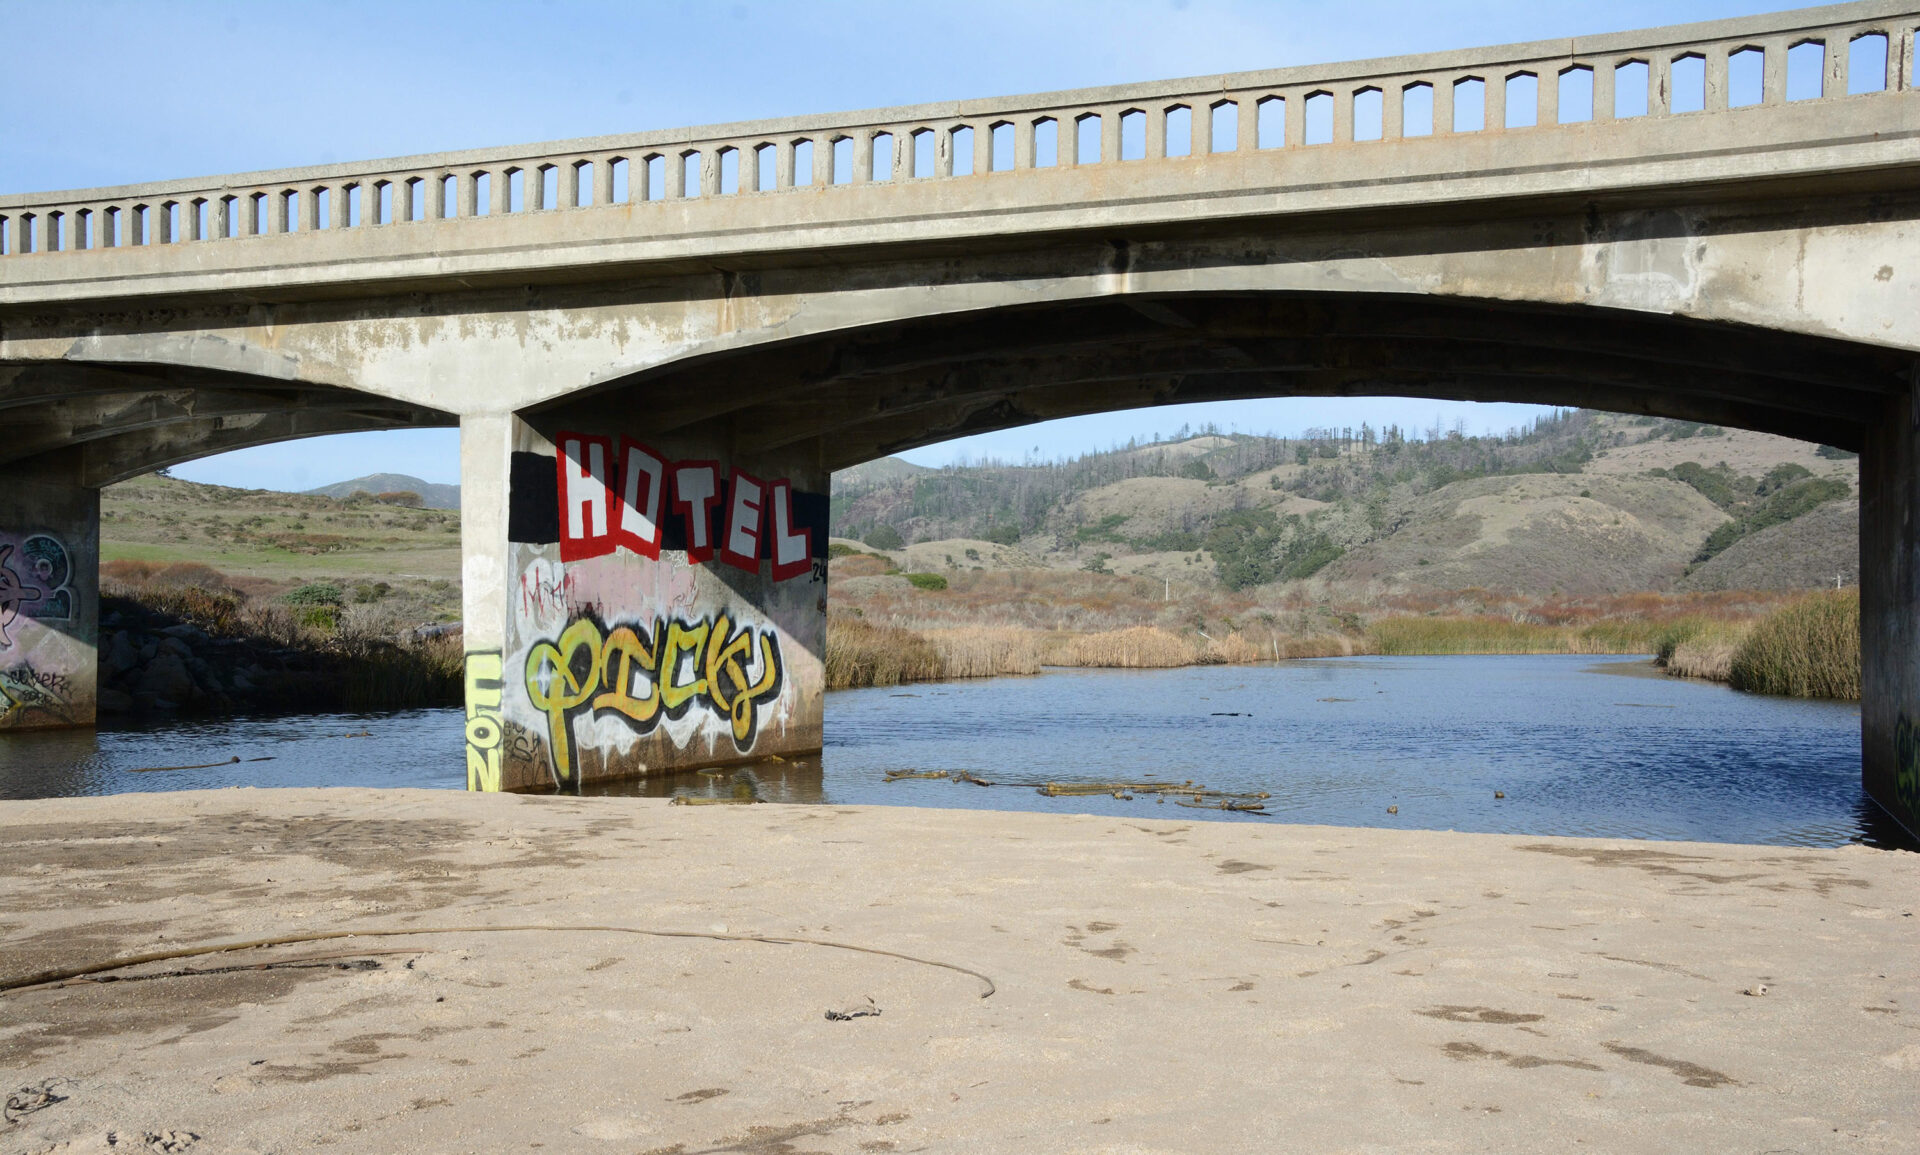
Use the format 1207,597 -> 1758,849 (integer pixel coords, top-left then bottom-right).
2,0 -> 1790,489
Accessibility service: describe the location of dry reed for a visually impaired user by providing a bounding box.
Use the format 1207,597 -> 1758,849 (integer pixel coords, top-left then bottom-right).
1728,589 -> 1860,699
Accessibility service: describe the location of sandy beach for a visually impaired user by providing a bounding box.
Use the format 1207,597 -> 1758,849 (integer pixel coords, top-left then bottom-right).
1,788 -> 1915,1154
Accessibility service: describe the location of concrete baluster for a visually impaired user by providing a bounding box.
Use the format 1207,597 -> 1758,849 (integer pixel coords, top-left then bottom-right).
1434,79 -> 1454,135
1016,118 -> 1036,168
1237,96 -> 1260,152
1145,107 -> 1166,159
491,170 -> 511,215
1537,65 -> 1559,125
777,142 -> 796,189
1650,55 -> 1671,116
1762,39 -> 1788,104
1827,32 -> 1848,98
1102,107 -> 1123,164
598,157 -> 618,205
936,127 -> 954,177
1705,44 -> 1729,111
298,188 -> 316,232
1284,91 -> 1306,147
1332,90 -> 1353,143
852,134 -> 872,184
1591,62 -> 1615,123
1062,115 -> 1083,167
1485,72 -> 1506,130
1383,86 -> 1404,139
811,137 -> 832,187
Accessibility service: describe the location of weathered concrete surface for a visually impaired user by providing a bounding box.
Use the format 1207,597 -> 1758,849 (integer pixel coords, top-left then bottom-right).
0,452 -> 96,732
1,790 -> 1914,1153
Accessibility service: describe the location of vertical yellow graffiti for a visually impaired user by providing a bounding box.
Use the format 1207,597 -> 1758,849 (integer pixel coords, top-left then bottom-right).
465,651 -> 505,791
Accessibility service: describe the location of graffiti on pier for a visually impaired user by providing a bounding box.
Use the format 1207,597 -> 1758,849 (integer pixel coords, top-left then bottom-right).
0,662 -> 76,725
545,435 -> 820,580
0,534 -> 75,648
523,613 -> 785,787
1895,713 -> 1920,833
465,652 -> 505,792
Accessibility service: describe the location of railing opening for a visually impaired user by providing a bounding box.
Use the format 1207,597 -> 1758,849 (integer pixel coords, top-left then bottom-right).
717,147 -> 738,193
1075,113 -> 1101,163
832,137 -> 853,184
1670,53 -> 1706,113
1120,109 -> 1145,160
1558,66 -> 1594,122
990,122 -> 1014,170
679,152 -> 699,197
0,216 -> 9,256
313,188 -> 329,230
1256,96 -> 1284,148
1729,47 -> 1765,107
1453,77 -> 1485,131
906,130 -> 930,178
473,172 -> 492,216
1401,83 -> 1433,136
1850,32 -> 1889,93
949,126 -> 973,176
1504,72 -> 1537,127
645,155 -> 666,200
793,139 -> 816,185
866,135 -> 891,181
1353,87 -> 1383,141
1615,60 -> 1650,117
535,166 -> 555,209
1303,91 -> 1333,144
1032,118 -> 1057,167
611,157 -> 630,202
571,163 -> 592,207
1209,101 -> 1237,152
1165,104 -> 1192,156
1788,40 -> 1826,100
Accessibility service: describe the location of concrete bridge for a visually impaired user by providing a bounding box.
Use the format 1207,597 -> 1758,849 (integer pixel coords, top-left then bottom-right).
2,3 -> 1917,831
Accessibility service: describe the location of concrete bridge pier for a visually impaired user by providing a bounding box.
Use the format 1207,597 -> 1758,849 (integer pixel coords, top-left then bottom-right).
458,404 -> 831,793
0,449 -> 99,729
1862,388 -> 1920,837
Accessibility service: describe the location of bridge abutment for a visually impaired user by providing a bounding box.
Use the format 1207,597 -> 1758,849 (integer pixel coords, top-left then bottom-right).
460,408 -> 829,792
1861,388 -> 1920,838
0,451 -> 98,730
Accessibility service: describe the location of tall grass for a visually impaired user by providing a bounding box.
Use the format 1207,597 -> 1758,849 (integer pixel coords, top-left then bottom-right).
1727,589 -> 1859,699
1653,618 -> 1754,682
1366,616 -> 1669,655
923,628 -> 1042,679
825,617 -> 945,689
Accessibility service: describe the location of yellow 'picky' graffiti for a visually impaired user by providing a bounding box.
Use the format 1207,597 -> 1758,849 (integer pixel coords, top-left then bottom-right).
524,613 -> 783,786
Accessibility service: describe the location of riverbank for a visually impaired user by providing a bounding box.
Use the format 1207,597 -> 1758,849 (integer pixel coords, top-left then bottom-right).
1,789 -> 1912,1153
824,586 -> 1835,692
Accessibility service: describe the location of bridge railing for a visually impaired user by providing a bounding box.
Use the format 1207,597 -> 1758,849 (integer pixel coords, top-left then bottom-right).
2,2 -> 1915,260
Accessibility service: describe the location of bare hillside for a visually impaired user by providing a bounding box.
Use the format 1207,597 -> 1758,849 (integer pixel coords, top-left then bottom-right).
1324,474 -> 1727,595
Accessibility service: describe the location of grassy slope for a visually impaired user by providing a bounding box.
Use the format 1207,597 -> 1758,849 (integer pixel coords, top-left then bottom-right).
834,414 -> 1858,598
102,476 -> 462,617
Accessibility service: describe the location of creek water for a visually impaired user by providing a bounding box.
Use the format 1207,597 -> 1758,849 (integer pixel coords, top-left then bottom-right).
0,656 -> 1898,849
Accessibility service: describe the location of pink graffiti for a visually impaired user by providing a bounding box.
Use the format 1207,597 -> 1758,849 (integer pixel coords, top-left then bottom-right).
0,545 -> 44,649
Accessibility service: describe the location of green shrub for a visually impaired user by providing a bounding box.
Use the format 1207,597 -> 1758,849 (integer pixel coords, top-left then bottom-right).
1728,590 -> 1859,699
282,582 -> 345,608
904,572 -> 948,591
1178,459 -> 1216,481
865,525 -> 905,550
1695,477 -> 1851,564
